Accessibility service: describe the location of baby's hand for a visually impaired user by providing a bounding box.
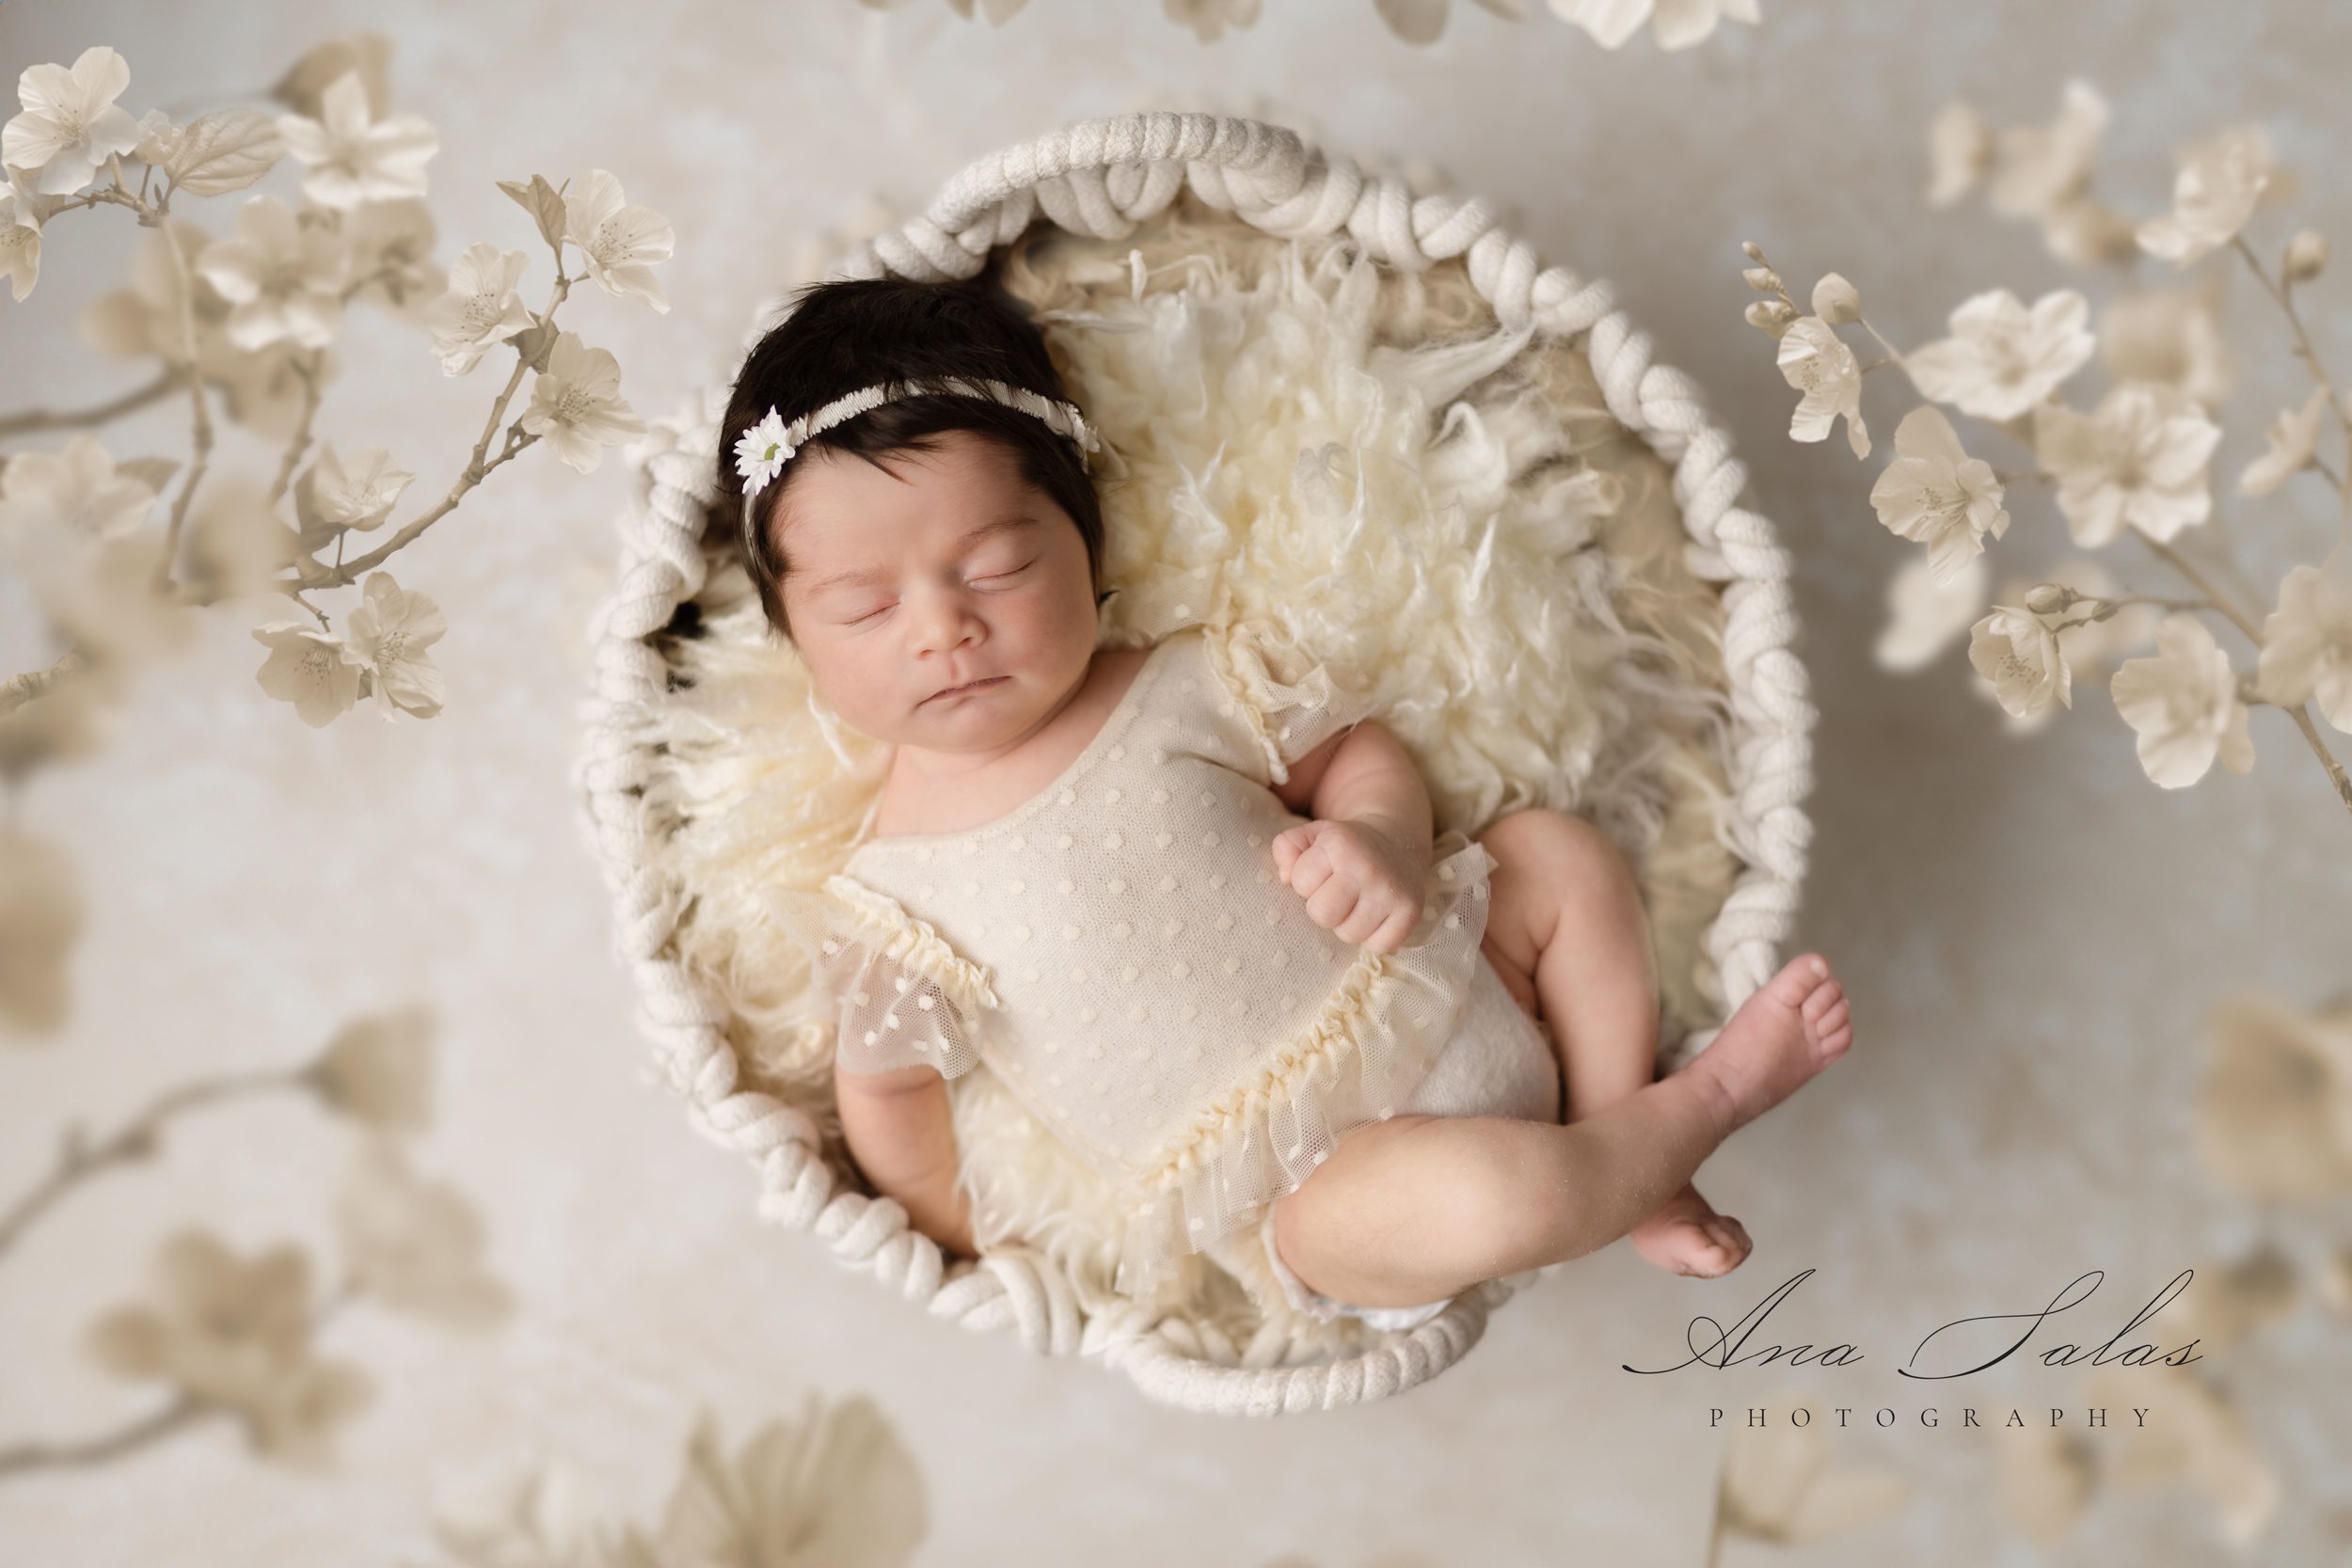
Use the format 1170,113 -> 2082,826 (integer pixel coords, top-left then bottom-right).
1270,819 -> 1430,955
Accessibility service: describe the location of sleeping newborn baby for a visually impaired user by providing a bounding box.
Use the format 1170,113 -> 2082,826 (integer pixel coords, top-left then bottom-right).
731,276 -> 1853,1329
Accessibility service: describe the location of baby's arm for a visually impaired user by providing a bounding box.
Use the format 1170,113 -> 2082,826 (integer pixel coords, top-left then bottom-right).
834,1063 -> 975,1256
1270,720 -> 1436,953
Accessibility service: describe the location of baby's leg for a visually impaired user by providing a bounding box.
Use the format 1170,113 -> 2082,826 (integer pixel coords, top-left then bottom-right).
1477,808 -> 1760,1276
1270,952 -> 1851,1309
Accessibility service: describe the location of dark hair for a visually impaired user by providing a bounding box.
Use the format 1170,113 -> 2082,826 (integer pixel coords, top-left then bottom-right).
711,271 -> 1108,642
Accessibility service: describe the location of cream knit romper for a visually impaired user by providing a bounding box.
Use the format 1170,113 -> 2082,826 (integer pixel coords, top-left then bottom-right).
758,620 -> 1558,1311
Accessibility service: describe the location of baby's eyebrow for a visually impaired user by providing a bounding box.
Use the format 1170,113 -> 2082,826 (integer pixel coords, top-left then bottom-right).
793,515 -> 1038,594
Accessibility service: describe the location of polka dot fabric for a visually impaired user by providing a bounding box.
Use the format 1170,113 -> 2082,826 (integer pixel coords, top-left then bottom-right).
757,622 -> 1500,1298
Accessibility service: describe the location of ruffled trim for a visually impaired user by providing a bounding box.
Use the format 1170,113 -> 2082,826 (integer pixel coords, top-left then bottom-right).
749,875 -> 1003,1081
820,874 -> 1003,1017
1196,619 -> 1363,786
1109,832 -> 1502,1297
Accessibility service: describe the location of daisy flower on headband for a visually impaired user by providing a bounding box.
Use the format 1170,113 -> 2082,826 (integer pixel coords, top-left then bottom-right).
733,408 -> 792,493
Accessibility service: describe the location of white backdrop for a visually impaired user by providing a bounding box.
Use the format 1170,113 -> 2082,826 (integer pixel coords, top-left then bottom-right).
2,2 -> 2346,1564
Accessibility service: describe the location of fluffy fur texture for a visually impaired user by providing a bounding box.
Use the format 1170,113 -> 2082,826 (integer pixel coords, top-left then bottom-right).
635,191 -> 1740,1352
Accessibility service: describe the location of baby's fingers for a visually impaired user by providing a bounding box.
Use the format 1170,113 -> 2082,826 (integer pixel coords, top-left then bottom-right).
1271,824 -> 1310,879
1337,892 -> 1412,952
1302,877 -> 1361,935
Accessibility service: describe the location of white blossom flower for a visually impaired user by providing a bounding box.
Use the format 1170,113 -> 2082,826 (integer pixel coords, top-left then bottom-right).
1925,100 -> 1991,208
2198,992 -> 2352,1198
2237,387 -> 2331,498
1548,0 -> 1761,51
1717,1386 -> 1912,1546
2036,558 -> 2161,671
298,442 -> 413,536
1901,288 -> 2094,421
2256,543 -> 2352,733
2038,194 -> 2142,268
0,165 -> 54,302
562,168 -> 673,313
79,220 -> 219,364
342,198 -> 440,321
343,572 -> 446,721
2099,280 -> 2234,409
519,332 -> 647,474
1372,0 -> 1533,45
1976,558 -> 2160,734
273,70 -> 437,211
422,242 -> 533,375
0,828 -> 82,1037
253,621 -> 364,727
2137,126 -> 2273,267
3,46 -> 143,197
309,1005 -> 436,1132
2110,614 -> 2254,787
1969,606 -> 2071,721
1867,404 -> 2008,579
2032,382 -> 2221,547
196,196 -> 349,351
1775,315 -> 1868,457
733,408 -> 793,493
2080,1362 -> 2280,1548
647,1402 -> 930,1568
335,1136 -> 509,1327
1876,549 -> 1987,673
183,474 -> 294,602
85,1230 -> 374,1468
272,35 -> 395,122
0,433 -> 157,542
428,1461 -> 622,1568
1160,0 -> 1263,43
1985,78 -> 2107,221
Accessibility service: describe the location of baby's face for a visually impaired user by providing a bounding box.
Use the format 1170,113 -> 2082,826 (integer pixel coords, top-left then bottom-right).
774,428 -> 1099,755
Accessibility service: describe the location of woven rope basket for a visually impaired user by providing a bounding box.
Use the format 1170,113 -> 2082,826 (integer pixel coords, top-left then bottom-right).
575,112 -> 1815,1416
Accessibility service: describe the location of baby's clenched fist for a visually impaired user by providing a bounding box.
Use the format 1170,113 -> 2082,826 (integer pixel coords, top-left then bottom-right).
1270,818 -> 1429,954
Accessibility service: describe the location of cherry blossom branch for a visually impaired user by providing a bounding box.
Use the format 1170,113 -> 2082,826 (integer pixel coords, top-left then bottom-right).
0,1064 -> 308,1265
0,1394 -> 216,1481
2049,594 -> 2209,631
265,353 -> 327,507
314,270 -> 570,588
2232,233 -> 2352,531
2140,531 -> 2352,816
0,1283 -> 358,1483
0,648 -> 87,718
0,370 -> 183,438
151,196 -> 215,595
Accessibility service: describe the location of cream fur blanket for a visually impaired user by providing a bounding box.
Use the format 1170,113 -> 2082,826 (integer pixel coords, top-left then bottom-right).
639,191 -> 1740,1354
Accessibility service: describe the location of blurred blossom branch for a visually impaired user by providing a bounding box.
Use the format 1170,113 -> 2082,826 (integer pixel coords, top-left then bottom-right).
0,1002 -> 513,1486
0,1060 -> 306,1263
0,368 -> 181,436
1740,80 -> 2352,817
0,39 -> 666,739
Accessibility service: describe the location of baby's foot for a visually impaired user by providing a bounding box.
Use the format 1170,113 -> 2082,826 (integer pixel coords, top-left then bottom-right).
1683,953 -> 1851,1136
1628,1181 -> 1753,1278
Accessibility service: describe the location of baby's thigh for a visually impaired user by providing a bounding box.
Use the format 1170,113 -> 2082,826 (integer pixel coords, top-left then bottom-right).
1476,809 -> 1645,983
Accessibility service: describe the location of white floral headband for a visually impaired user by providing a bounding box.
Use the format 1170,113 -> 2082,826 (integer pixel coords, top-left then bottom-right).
732,374 -> 1102,561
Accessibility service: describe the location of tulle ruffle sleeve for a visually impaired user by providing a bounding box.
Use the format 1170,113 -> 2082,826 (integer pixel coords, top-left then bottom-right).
754,874 -> 999,1080
1197,619 -> 1381,787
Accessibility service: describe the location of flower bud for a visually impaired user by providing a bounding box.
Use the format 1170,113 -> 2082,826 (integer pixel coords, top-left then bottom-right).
1744,298 -> 1798,338
1811,272 -> 1862,325
1741,266 -> 1783,292
2024,583 -> 2076,616
2285,230 -> 2328,283
1741,240 -> 1766,262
